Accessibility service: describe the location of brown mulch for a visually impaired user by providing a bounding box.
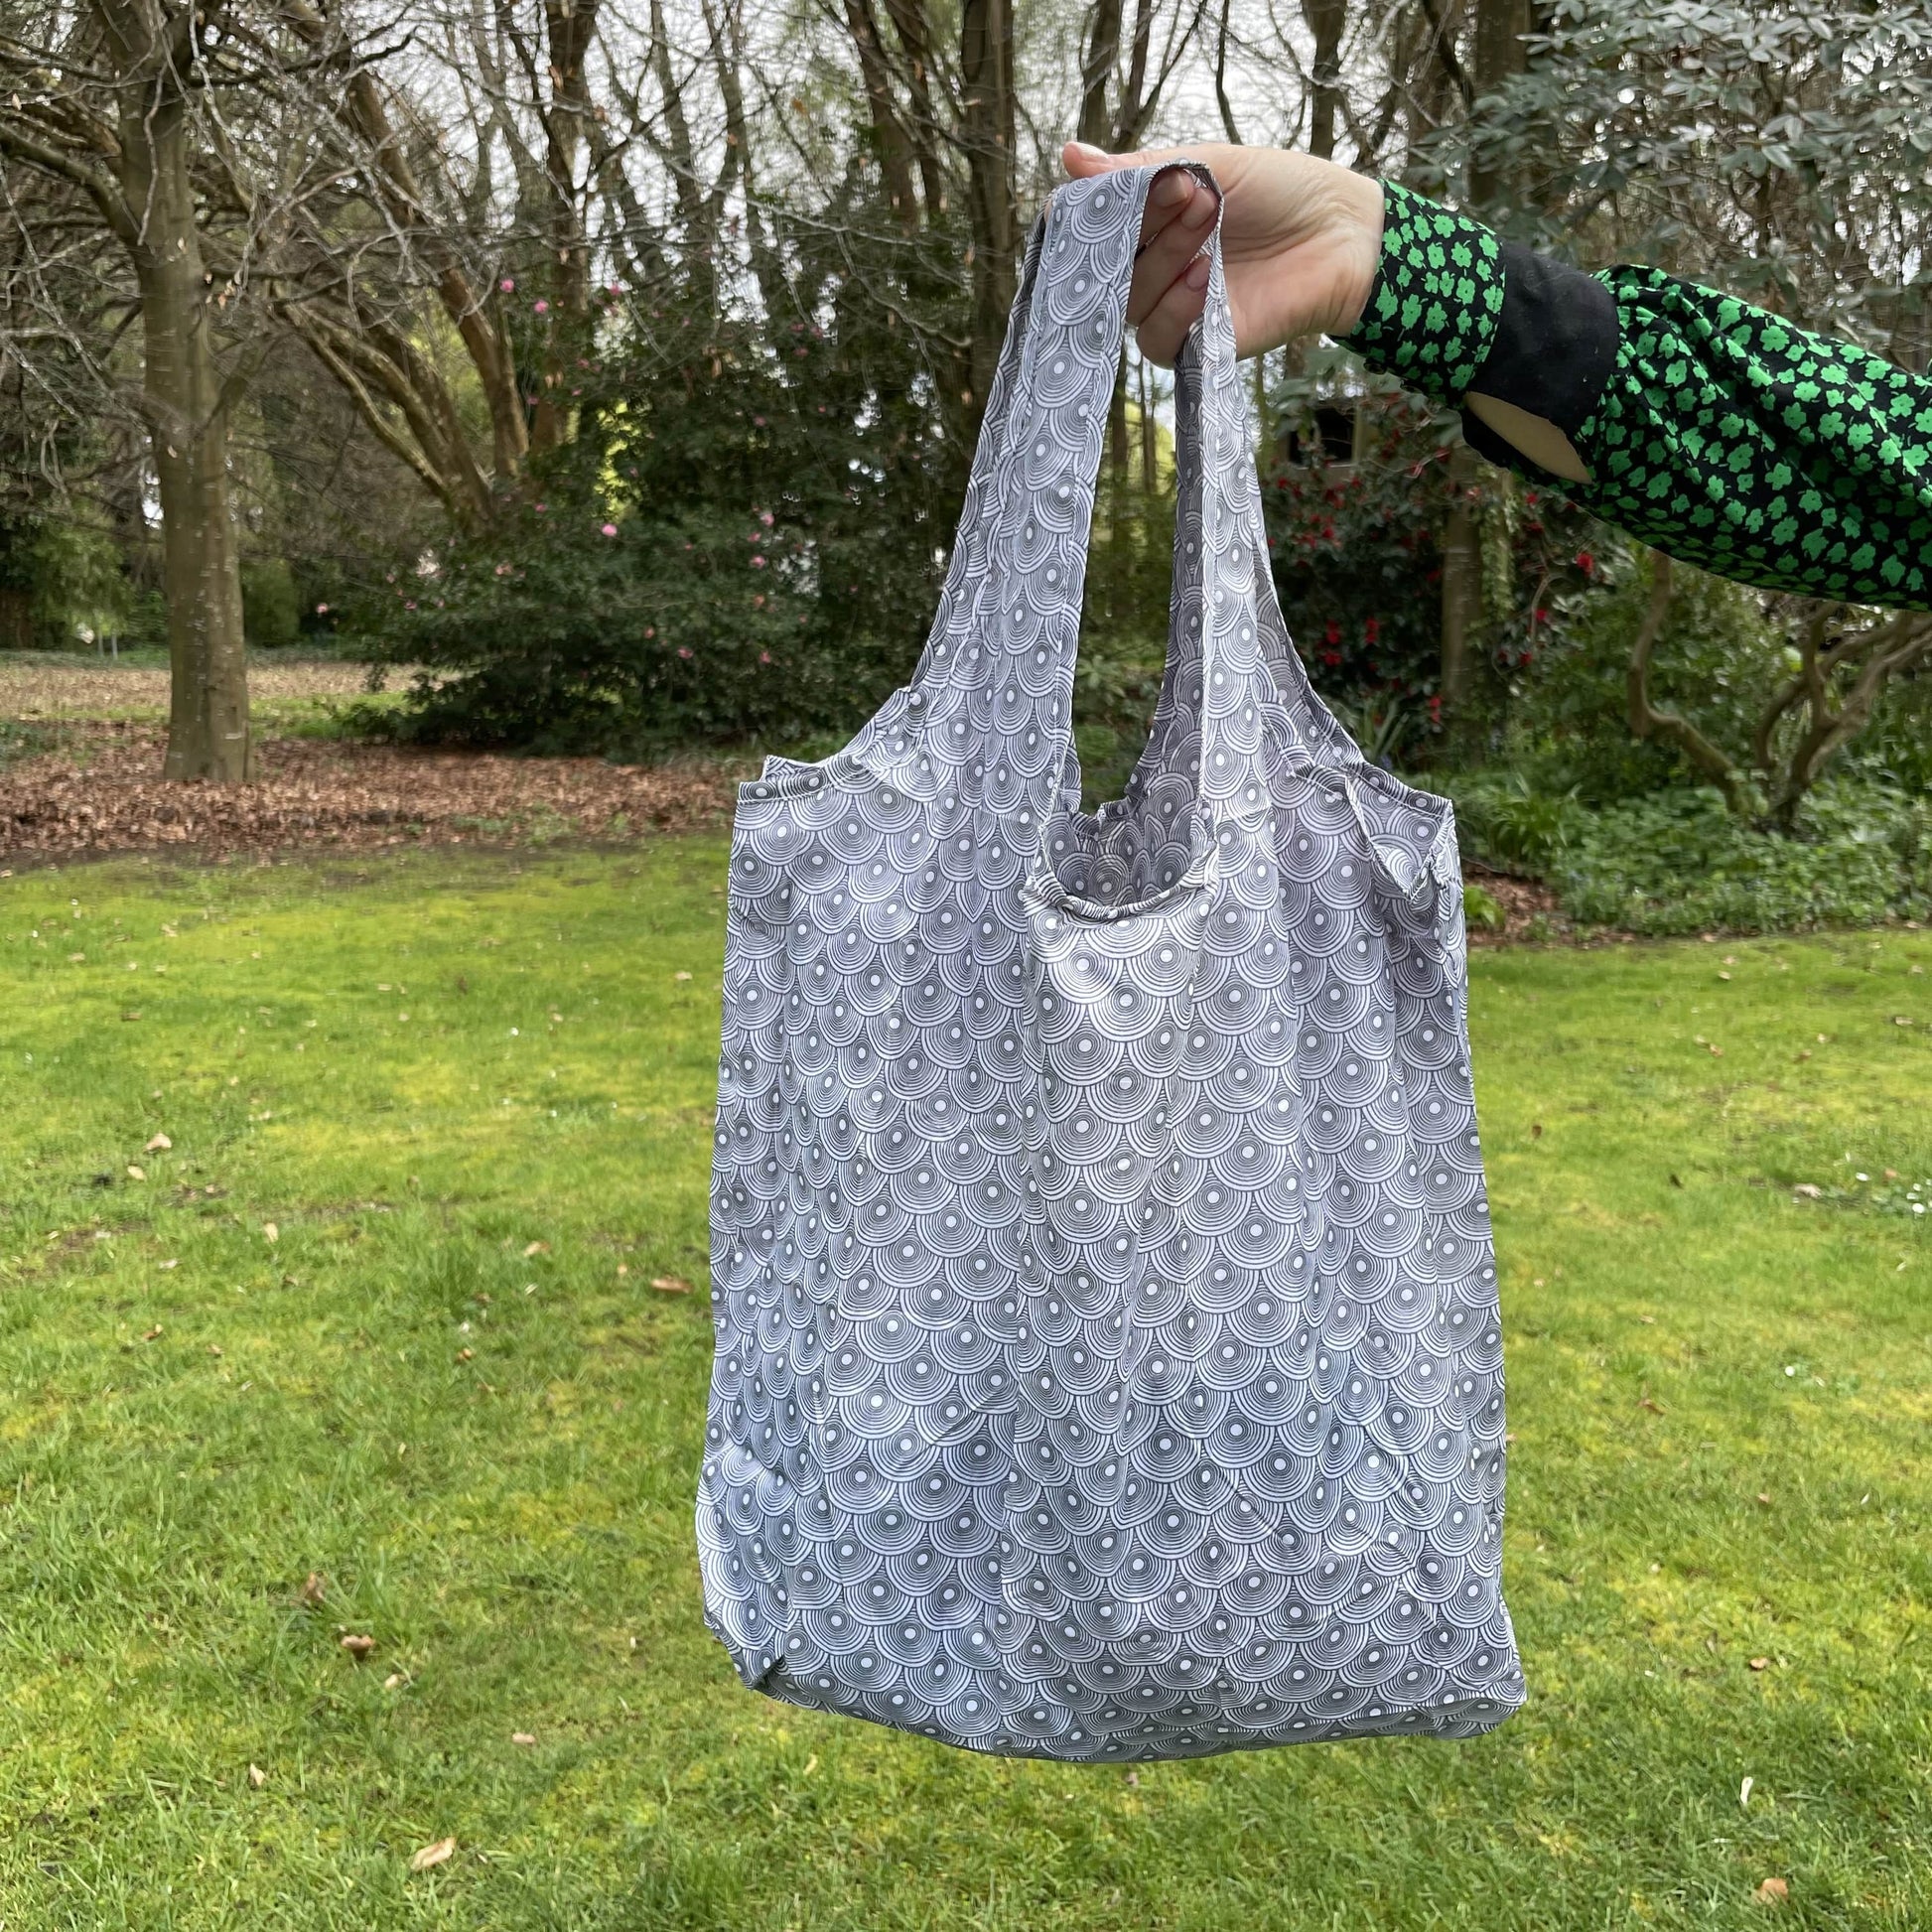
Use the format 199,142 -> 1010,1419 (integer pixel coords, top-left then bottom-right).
1462,867 -> 1566,945
0,722 -> 745,864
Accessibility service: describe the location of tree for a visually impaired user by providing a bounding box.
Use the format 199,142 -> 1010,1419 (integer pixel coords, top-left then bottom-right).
0,0 -> 292,775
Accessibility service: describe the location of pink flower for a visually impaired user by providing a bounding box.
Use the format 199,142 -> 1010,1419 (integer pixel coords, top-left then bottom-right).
601,522 -> 618,537
677,646 -> 693,659
759,510 -> 773,527
644,625 -> 655,637
753,415 -> 766,427
534,501 -> 546,513
751,555 -> 766,568
315,603 -> 330,615
534,299 -> 549,315
499,277 -> 515,293
759,650 -> 772,664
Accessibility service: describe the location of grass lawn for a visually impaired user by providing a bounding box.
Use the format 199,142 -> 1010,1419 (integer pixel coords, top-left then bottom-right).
0,839 -> 1926,1930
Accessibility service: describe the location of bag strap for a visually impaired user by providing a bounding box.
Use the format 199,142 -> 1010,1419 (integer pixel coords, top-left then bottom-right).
1122,262 -> 1360,814
908,213 -> 1049,687
879,163 -> 1287,844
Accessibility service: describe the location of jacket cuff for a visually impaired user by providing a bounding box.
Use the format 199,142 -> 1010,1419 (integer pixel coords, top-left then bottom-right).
1342,181 -> 1504,408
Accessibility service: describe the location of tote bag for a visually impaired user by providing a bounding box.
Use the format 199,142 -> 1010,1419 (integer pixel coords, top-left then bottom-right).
699,161 -> 1524,1761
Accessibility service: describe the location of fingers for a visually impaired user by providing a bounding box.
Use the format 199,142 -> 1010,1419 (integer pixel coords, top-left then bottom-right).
1134,252 -> 1210,367
1057,140 -> 1220,365
1127,170 -> 1217,319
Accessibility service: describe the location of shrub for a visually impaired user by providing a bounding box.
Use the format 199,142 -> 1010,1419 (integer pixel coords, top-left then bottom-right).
1555,780 -> 1932,935
1440,769 -> 1588,874
356,230 -> 964,752
240,557 -> 300,649
1495,541 -> 1785,805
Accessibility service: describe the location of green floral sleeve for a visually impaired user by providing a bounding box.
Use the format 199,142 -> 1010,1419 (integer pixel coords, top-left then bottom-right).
1342,185 -> 1932,613
1342,182 -> 1505,407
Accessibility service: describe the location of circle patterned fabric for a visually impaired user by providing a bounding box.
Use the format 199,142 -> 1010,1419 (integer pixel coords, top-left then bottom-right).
700,164 -> 1525,1761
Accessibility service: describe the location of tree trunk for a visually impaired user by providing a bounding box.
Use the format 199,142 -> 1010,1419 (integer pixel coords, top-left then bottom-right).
530,0 -> 600,457
1078,0 -> 1125,148
1438,441 -> 1480,723
1624,549 -> 1750,813
1469,0 -> 1528,214
107,2 -> 251,781
1302,0 -> 1347,161
959,0 -> 1018,426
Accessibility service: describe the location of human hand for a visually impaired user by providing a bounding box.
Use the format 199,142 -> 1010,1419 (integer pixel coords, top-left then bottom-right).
1060,140 -> 1385,366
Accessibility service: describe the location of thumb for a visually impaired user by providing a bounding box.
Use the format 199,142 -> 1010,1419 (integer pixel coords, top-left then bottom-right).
1061,140 -> 1144,178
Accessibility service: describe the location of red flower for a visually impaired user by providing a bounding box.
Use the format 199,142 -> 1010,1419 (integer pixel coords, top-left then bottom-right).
1576,549 -> 1594,575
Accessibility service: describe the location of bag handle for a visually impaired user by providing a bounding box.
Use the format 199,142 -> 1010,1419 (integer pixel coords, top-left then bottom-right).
874,164 -> 1290,851
1116,270 -> 1363,817
908,213 -> 1050,687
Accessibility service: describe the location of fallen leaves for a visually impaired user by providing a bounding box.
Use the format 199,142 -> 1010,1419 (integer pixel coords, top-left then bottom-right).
140,1324 -> 163,1342
248,1762 -> 269,1789
650,1276 -> 693,1294
300,1572 -> 327,1607
409,1837 -> 456,1873
456,1346 -> 475,1362
1753,1877 -> 1789,1906
145,1132 -> 172,1152
340,1632 -> 375,1659
126,1165 -> 145,1181
511,1730 -> 536,1746
0,721 -> 740,863
1638,1389 -> 1667,1415
1749,1656 -> 1769,1672
522,1240 -> 548,1257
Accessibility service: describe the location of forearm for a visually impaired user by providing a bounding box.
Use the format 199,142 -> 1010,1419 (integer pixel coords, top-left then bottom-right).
1343,182 -> 1932,612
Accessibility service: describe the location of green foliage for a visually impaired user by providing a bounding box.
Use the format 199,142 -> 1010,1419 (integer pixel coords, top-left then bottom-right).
1557,780 -> 1932,935
1462,881 -> 1506,932
1424,0 -> 1932,338
240,555 -> 301,648
358,220 -> 965,752
0,508 -> 132,649
1,846 -> 1930,1928
1258,365 -> 1601,762
1498,544 -> 1784,805
1445,769 -> 1588,873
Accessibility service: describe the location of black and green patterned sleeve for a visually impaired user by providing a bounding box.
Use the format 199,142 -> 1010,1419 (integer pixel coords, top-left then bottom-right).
1342,181 -> 1932,612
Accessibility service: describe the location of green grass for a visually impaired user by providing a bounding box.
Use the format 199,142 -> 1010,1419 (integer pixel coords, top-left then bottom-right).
0,844 -> 1925,1930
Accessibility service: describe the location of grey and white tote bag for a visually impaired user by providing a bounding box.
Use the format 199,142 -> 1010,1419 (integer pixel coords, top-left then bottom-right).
699,161 -> 1524,1760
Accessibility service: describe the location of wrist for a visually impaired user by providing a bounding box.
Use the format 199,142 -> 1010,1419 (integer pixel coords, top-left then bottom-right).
1331,172 -> 1388,339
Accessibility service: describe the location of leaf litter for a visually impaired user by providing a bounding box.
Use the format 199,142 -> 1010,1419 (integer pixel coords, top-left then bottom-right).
0,722 -> 740,862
